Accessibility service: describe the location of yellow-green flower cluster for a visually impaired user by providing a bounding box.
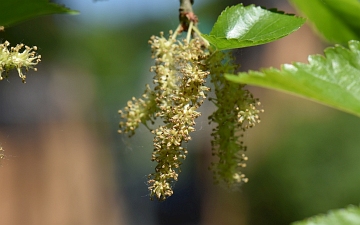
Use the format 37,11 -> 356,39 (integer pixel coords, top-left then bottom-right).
0,146 -> 4,165
118,85 -> 157,136
208,51 -> 263,188
119,30 -> 264,199
0,41 -> 41,83
119,32 -> 210,200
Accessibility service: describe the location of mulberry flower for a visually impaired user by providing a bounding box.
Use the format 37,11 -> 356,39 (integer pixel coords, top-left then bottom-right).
0,41 -> 41,83
147,33 -> 210,200
118,30 -> 263,200
118,85 -> 157,136
208,50 -> 263,188
119,31 -> 210,200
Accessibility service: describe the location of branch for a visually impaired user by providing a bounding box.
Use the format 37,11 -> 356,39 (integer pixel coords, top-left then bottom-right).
179,0 -> 198,32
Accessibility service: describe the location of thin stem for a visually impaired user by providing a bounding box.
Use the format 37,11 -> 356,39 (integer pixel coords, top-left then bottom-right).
143,122 -> 153,132
192,26 -> 210,47
172,24 -> 182,40
179,0 -> 197,32
186,21 -> 193,43
178,0 -> 210,48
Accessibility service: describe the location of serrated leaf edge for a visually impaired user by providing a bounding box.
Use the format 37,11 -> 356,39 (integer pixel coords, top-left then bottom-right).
226,40 -> 360,117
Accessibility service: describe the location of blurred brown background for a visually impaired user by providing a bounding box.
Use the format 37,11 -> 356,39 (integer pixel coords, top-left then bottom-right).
1,0 -> 360,225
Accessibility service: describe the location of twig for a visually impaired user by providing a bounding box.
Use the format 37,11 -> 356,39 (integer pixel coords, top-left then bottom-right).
179,0 -> 198,33
178,0 -> 209,47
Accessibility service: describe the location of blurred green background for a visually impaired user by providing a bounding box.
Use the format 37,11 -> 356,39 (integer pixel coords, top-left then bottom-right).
1,0 -> 360,225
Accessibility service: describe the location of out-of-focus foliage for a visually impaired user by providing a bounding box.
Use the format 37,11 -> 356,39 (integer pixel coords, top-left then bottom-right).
245,110 -> 360,225
292,205 -> 360,225
290,0 -> 360,44
0,0 -> 77,27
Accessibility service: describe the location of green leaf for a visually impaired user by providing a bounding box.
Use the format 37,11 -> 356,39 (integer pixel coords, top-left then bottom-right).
201,4 -> 305,50
290,0 -> 360,44
291,205 -> 360,225
0,0 -> 78,28
226,40 -> 360,117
